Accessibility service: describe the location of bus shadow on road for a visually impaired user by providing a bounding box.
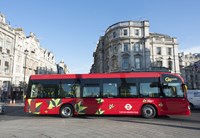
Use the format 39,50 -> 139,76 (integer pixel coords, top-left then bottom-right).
111,118 -> 200,131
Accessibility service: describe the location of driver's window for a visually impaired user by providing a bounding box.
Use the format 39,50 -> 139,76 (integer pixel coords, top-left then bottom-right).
163,86 -> 176,97
163,83 -> 184,98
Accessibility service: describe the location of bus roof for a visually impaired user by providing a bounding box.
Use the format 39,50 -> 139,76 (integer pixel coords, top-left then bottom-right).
29,72 -> 173,80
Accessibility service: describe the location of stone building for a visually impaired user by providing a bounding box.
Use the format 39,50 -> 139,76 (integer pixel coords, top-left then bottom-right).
57,59 -> 70,74
0,13 -> 58,97
91,20 -> 179,74
0,13 -> 15,96
179,52 -> 200,89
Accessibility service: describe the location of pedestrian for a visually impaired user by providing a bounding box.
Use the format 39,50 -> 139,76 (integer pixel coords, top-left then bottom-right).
10,91 -> 16,104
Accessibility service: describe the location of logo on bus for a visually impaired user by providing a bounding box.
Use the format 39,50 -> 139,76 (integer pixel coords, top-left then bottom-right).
124,104 -> 132,110
165,77 -> 177,82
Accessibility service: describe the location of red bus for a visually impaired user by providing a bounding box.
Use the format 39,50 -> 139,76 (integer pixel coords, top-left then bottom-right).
24,72 -> 190,118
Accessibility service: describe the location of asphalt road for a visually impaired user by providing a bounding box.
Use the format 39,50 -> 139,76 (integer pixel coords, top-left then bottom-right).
0,104 -> 200,138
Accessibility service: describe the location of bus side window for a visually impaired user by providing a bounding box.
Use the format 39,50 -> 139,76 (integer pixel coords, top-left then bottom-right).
82,84 -> 100,98
59,83 -> 80,98
103,83 -> 118,98
140,82 -> 159,98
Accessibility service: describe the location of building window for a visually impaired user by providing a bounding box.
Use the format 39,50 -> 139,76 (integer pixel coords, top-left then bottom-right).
113,46 -> 118,54
156,47 -> 161,55
135,57 -> 141,69
113,31 -> 116,38
4,61 -> 9,72
112,58 -> 118,69
123,43 -> 129,52
167,48 -> 172,55
0,39 -> 3,47
134,29 -> 139,36
157,61 -> 162,67
6,49 -> 10,54
134,43 -> 141,52
122,57 -> 129,69
0,47 -> 2,52
123,29 -> 128,36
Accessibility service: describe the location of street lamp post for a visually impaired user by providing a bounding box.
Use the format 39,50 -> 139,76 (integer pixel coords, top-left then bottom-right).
23,49 -> 29,100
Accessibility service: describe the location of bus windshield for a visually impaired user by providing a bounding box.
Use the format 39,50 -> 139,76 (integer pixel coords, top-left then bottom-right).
161,74 -> 185,98
162,83 -> 184,98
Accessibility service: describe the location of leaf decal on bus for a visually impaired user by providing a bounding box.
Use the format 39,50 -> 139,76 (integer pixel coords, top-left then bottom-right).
34,102 -> 42,114
109,104 -> 114,110
27,99 -> 32,112
95,108 -> 104,115
75,101 -> 87,114
47,99 -> 62,109
96,98 -> 104,104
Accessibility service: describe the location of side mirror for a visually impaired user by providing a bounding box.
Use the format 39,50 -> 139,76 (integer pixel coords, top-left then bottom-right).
182,84 -> 188,93
182,84 -> 188,97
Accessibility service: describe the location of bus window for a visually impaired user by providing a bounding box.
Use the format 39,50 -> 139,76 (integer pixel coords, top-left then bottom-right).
163,83 -> 184,98
29,80 -> 59,98
103,83 -> 118,97
82,84 -> 100,98
59,83 -> 76,98
140,82 -> 159,98
30,83 -> 45,98
120,83 -> 137,98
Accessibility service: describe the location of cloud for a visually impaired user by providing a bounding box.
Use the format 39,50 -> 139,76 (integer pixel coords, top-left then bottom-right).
179,46 -> 200,54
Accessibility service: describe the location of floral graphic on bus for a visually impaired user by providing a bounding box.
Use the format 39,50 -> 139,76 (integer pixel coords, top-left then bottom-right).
96,98 -> 104,104
75,101 -> 87,114
95,108 -> 105,115
27,99 -> 33,113
26,99 -> 42,114
109,104 -> 114,110
34,102 -> 42,114
47,99 -> 62,109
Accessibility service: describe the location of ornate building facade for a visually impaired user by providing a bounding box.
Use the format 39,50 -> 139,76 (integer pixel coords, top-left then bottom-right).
91,21 -> 179,74
0,13 -> 57,97
179,52 -> 200,89
0,13 -> 15,96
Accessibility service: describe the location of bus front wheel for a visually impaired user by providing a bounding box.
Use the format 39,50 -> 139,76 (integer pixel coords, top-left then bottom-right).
141,104 -> 156,119
60,104 -> 74,118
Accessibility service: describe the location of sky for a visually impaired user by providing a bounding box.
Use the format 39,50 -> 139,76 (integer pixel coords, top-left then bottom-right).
0,0 -> 200,73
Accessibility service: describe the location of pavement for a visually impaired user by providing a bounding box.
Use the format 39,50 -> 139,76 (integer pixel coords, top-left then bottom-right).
4,99 -> 24,107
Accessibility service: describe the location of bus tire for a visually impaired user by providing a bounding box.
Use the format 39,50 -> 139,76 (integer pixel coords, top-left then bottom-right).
141,104 -> 156,119
60,104 -> 74,118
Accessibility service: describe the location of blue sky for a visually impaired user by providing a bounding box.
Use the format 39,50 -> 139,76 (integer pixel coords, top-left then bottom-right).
1,0 -> 200,73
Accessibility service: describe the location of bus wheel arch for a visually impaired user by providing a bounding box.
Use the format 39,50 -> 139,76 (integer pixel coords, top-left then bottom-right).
59,104 -> 74,118
141,104 -> 157,119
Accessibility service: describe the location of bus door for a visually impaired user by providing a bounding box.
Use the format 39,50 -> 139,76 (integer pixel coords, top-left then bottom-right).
161,75 -> 188,115
80,81 -> 101,115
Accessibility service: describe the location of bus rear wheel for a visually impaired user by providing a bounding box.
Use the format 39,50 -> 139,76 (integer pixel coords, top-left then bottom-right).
141,104 -> 156,119
60,104 -> 74,118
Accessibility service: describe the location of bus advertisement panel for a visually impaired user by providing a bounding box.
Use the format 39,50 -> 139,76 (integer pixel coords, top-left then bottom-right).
24,72 -> 190,118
